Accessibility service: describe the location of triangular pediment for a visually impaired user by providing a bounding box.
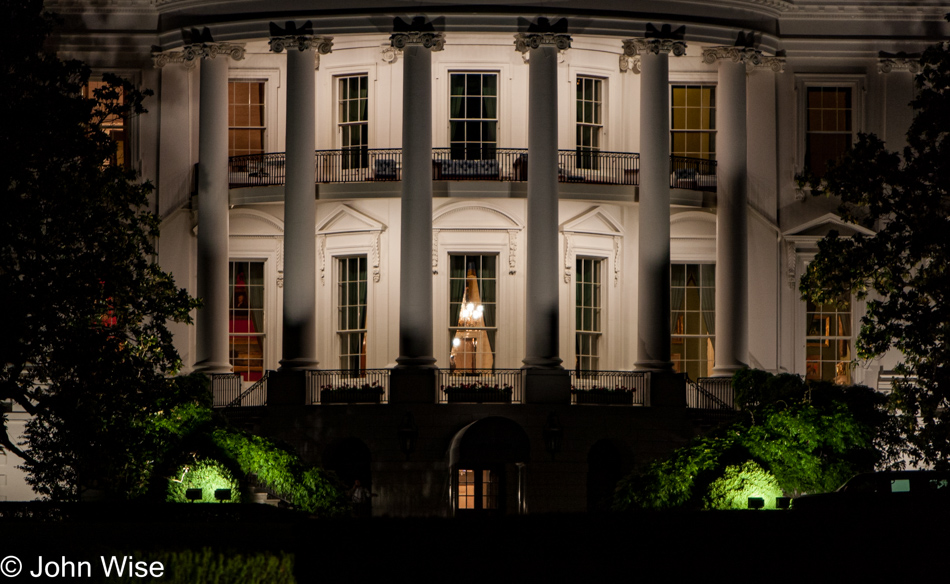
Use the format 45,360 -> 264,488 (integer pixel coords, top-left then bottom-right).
783,213 -> 875,238
317,204 -> 386,234
560,206 -> 623,236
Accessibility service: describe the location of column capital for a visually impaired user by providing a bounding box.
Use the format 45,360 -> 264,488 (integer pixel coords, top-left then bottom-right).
878,51 -> 922,74
622,38 -> 687,58
702,46 -> 786,73
269,35 -> 333,54
152,43 -> 245,68
390,31 -> 445,51
268,21 -> 333,54
513,32 -> 572,53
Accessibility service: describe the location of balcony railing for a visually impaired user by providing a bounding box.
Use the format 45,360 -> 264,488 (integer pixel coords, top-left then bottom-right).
211,373 -> 267,408
438,369 -> 524,404
686,377 -> 736,410
308,369 -> 390,405
570,370 -> 649,406
670,155 -> 718,192
227,149 -> 710,189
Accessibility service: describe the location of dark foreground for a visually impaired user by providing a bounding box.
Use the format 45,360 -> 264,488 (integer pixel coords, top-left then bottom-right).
0,504 -> 946,582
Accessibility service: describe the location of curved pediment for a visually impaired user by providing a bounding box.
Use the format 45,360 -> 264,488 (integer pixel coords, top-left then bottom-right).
671,211 -> 716,239
433,202 -> 523,230
317,204 -> 387,235
229,209 -> 284,236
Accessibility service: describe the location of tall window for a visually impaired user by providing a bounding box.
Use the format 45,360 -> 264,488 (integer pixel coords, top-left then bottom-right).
671,85 -> 716,160
83,80 -> 128,168
670,264 -> 715,379
339,75 -> 369,170
229,261 -> 265,382
576,77 -> 603,169
228,81 -> 265,158
805,87 -> 852,177
449,255 -> 496,372
338,256 -> 368,373
806,293 -> 852,385
575,258 -> 602,371
449,73 -> 497,160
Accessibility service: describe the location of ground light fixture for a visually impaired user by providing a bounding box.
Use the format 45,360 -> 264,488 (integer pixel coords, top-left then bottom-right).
747,497 -> 765,509
214,489 -> 232,502
185,488 -> 203,502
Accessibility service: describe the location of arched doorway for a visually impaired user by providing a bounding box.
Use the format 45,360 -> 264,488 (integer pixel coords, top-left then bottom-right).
587,439 -> 626,513
323,437 -> 373,516
448,417 -> 530,516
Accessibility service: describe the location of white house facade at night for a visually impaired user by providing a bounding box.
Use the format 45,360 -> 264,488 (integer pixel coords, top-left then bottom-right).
4,0 -> 946,513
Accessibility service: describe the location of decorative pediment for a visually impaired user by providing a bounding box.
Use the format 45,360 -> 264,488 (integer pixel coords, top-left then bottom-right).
783,213 -> 875,239
229,209 -> 284,237
559,206 -> 624,236
317,204 -> 387,235
432,202 -> 523,230
671,211 -> 716,239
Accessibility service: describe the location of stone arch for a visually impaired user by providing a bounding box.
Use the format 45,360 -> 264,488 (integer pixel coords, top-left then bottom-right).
447,417 -> 530,515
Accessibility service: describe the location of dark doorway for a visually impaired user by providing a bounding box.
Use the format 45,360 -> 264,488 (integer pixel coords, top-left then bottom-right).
587,439 -> 624,513
324,437 -> 373,515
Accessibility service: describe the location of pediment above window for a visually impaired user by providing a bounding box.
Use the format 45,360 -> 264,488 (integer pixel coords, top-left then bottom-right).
559,206 -> 623,236
433,202 -> 523,230
317,204 -> 387,235
783,213 -> 875,240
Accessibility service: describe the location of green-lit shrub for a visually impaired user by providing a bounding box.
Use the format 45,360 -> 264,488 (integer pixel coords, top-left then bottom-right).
704,460 -> 784,510
166,458 -> 240,504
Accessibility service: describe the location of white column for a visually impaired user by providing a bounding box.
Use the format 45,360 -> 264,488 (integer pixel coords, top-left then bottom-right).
195,53 -> 233,373
713,56 -> 748,376
522,43 -> 563,368
270,35 -> 332,370
628,38 -> 684,372
392,32 -> 443,368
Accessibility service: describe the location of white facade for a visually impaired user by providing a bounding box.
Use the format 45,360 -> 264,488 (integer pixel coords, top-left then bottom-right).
12,0 -> 946,511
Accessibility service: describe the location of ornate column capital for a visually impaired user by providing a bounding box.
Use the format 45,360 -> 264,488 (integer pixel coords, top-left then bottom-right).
622,37 -> 687,58
390,31 -> 445,51
702,46 -> 786,73
878,51 -> 922,74
152,29 -> 245,68
269,22 -> 333,54
513,32 -> 573,53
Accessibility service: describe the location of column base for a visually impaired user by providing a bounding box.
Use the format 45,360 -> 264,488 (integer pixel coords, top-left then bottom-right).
634,360 -> 674,373
278,358 -> 320,372
523,368 -> 570,404
648,371 -> 687,408
712,363 -> 746,378
390,367 -> 436,403
522,357 -> 564,369
267,369 -> 307,406
193,360 -> 234,374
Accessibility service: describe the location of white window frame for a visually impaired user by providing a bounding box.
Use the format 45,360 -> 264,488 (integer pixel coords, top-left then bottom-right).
436,64 -> 511,148
227,69 -> 281,154
794,74 -> 866,175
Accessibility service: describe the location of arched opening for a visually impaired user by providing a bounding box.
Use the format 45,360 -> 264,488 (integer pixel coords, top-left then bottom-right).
448,417 -> 530,516
323,437 -> 373,516
587,439 -> 626,513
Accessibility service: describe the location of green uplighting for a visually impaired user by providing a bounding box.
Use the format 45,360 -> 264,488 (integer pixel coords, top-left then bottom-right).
704,460 -> 784,510
167,459 -> 240,504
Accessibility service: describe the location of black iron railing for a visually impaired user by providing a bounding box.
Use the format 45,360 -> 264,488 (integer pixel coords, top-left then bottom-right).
438,369 -> 524,404
670,156 -> 718,191
686,377 -> 735,410
570,370 -> 649,406
211,373 -> 244,407
228,149 -> 649,188
308,369 -> 390,404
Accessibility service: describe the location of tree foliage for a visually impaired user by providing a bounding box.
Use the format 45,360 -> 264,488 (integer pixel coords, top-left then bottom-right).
152,401 -> 348,516
0,0 -> 200,499
613,370 -> 899,511
799,26 -> 950,467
